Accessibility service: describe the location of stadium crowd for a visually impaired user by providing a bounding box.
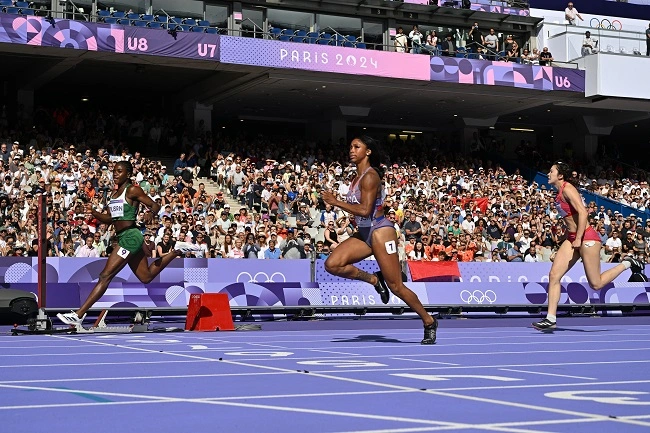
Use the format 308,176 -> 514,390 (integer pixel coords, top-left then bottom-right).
1,107 -> 649,263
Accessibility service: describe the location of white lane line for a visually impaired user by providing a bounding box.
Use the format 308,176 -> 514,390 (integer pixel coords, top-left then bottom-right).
204,347 -> 650,362
0,382 -> 466,429
310,350 -> 359,356
498,368 -> 597,381
0,400 -> 171,411
312,359 -> 650,374
51,335 -> 650,430
205,389 -> 412,401
0,359 -> 210,369
246,343 -> 289,349
332,415 -> 609,433
390,357 -> 459,366
0,348 -> 242,357
0,371 -> 289,384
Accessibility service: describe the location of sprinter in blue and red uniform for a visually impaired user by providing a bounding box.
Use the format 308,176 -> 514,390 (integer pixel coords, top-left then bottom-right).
320,136 -> 438,344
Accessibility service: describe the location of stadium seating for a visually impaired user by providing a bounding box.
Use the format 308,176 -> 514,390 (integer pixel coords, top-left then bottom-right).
306,32 -> 319,44
317,33 -> 332,45
279,29 -> 293,42
293,30 -> 308,43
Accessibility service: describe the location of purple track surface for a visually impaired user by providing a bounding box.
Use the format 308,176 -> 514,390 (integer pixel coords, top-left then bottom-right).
2,317 -> 650,433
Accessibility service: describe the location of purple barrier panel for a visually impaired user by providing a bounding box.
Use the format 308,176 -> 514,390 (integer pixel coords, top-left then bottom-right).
322,282 -> 650,307
316,259 -> 381,282
0,257 -> 37,284
430,57 -> 585,93
432,1 -> 531,15
124,27 -> 219,60
473,5 -> 531,16
0,15 -> 218,61
0,258 -> 310,285
456,262 -> 627,283
219,36 -> 431,81
0,15 -> 124,53
15,279 -> 648,309
207,258 -> 311,283
79,281 -> 318,309
317,260 -> 627,284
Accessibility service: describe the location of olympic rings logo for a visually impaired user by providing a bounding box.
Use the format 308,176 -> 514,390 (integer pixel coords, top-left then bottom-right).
236,272 -> 287,283
590,18 -> 622,31
460,290 -> 497,304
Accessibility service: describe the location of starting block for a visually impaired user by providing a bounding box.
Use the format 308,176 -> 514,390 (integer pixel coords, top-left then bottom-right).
11,309 -> 152,335
73,310 -> 150,334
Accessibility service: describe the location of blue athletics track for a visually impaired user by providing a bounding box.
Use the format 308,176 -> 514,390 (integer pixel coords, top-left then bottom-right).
1,316 -> 650,433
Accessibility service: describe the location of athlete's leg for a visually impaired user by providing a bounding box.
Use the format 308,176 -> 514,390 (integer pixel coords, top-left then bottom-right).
324,236 -> 374,283
370,227 -> 434,327
546,240 -> 581,317
128,248 -> 181,284
582,243 -> 639,290
77,249 -> 130,317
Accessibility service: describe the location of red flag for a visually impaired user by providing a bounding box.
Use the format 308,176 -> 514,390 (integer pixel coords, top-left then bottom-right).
461,197 -> 488,213
407,261 -> 461,282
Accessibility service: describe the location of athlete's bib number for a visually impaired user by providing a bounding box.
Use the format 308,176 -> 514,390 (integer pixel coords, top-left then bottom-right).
109,199 -> 124,218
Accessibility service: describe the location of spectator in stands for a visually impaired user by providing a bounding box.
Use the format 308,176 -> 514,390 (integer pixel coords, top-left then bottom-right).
280,228 -> 305,259
538,47 -> 554,66
57,161 -> 200,326
524,242 -> 541,262
581,31 -> 597,56
564,2 -> 583,26
467,22 -> 484,54
646,23 -> 650,56
484,28 -> 499,60
441,33 -> 455,56
320,136 -> 438,344
423,30 -> 438,55
533,162 -> 644,332
264,238 -> 281,259
0,142 -> 9,165
228,238 -> 245,258
409,25 -> 423,54
506,39 -> 520,62
74,235 -> 99,258
394,27 -> 408,53
408,241 -> 426,261
507,241 -> 524,262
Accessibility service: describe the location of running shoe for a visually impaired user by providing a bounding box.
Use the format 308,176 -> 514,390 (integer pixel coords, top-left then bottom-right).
532,318 -> 557,331
421,318 -> 438,345
56,310 -> 86,326
174,241 -> 202,254
373,271 -> 390,304
623,256 -> 645,274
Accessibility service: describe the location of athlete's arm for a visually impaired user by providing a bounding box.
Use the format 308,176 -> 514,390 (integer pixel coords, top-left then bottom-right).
88,204 -> 112,225
128,185 -> 161,215
563,183 -> 588,241
321,171 -> 379,218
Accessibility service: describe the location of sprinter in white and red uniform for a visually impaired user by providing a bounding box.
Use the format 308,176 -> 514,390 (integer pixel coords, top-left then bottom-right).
533,161 -> 644,331
321,136 -> 438,344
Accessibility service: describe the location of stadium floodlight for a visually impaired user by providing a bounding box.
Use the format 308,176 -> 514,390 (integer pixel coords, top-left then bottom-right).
510,127 -> 535,132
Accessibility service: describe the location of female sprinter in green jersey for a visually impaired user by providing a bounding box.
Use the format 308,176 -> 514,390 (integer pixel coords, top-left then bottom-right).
58,160 -> 199,325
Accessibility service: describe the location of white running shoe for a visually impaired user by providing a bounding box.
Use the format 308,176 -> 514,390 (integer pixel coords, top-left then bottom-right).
56,310 -> 86,326
174,241 -> 201,254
